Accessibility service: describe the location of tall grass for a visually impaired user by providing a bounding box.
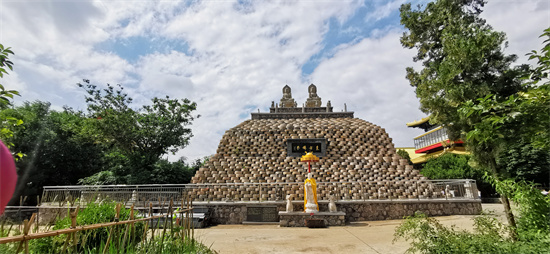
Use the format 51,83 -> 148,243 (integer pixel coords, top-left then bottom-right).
1,201 -> 216,254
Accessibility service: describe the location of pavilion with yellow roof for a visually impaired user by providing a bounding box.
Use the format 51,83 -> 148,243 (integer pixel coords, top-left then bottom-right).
406,116 -> 469,164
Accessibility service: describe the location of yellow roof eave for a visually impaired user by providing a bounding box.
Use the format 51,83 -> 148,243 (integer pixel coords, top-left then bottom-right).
406,116 -> 430,127
411,148 -> 470,164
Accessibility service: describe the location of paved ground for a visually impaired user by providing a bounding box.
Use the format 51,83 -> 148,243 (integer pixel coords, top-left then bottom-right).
195,204 -> 505,254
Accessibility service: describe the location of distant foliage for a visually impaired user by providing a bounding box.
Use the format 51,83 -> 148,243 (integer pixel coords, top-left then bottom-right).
5,102 -> 105,205
78,80 -> 199,184
78,171 -> 117,185
79,158 -> 204,185
396,149 -> 412,164
420,153 -> 493,196
421,154 -> 477,179
498,141 -> 550,187
149,158 -> 204,184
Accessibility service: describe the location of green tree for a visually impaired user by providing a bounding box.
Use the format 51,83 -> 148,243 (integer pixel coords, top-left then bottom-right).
399,0 -> 532,238
4,101 -> 105,205
400,0 -> 526,137
459,27 -> 550,235
78,80 -> 198,184
0,44 -> 23,150
421,154 -> 476,179
0,44 -> 19,107
396,149 -> 412,164
497,141 -> 549,187
420,153 -> 493,196
149,157 -> 204,184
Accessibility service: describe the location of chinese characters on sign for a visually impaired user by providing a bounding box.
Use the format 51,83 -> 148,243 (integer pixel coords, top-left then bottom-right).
292,143 -> 322,154
286,138 -> 327,157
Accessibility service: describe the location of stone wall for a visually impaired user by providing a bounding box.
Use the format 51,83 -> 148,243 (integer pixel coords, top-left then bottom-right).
337,200 -> 481,222
37,206 -> 73,225
279,211 -> 346,227
195,199 -> 482,225
37,200 -> 481,226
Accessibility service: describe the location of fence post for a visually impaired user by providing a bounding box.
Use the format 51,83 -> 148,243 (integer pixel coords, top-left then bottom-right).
102,203 -> 121,254
159,199 -> 173,254
72,206 -> 79,253
417,181 -> 420,201
259,184 -> 262,203
184,194 -> 189,241
15,213 -> 35,254
389,182 -> 393,201
121,204 -> 134,251
188,194 -> 193,241
35,196 -> 40,233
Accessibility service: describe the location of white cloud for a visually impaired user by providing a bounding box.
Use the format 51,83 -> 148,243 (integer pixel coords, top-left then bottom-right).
481,0 -> 550,64
136,1 -> 362,160
0,0 -> 547,162
310,31 -> 426,148
365,0 -> 406,22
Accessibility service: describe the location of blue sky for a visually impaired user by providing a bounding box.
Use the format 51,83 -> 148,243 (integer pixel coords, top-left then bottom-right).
0,0 -> 548,161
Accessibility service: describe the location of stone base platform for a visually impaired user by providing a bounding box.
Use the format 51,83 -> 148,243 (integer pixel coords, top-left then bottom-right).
279,211 -> 346,227
38,199 -> 482,225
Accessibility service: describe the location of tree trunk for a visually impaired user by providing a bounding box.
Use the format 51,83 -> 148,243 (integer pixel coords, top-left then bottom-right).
500,194 -> 518,241
489,157 -> 518,241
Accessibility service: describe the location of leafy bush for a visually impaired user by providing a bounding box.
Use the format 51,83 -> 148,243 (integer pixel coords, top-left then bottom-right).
420,154 -> 494,197
30,202 -> 144,253
485,176 -> 550,240
497,141 -> 550,187
394,178 -> 550,253
397,149 -> 412,164
394,211 -> 550,253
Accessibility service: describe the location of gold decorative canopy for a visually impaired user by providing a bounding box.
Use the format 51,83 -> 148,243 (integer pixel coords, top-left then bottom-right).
300,152 -> 320,162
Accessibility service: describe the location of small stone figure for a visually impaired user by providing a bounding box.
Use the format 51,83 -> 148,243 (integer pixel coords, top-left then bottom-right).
129,190 -> 138,203
328,194 -> 337,213
95,194 -> 102,203
286,194 -> 294,212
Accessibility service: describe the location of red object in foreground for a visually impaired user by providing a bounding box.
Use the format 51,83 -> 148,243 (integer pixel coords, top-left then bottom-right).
0,141 -> 17,214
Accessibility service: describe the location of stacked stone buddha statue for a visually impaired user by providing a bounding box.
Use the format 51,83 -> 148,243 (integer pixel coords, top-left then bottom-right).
280,85 -> 297,108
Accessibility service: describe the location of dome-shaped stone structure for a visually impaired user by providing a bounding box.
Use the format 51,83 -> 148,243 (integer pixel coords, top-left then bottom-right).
191,85 -> 430,202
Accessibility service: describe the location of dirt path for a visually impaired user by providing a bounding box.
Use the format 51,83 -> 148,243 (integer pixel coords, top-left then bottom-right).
195,204 -> 505,254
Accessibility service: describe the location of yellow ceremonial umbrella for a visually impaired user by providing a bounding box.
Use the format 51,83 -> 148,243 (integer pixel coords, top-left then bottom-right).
300,152 -> 319,173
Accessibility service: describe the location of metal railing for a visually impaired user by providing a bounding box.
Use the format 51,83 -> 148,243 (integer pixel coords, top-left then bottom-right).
414,127 -> 449,150
41,179 -> 479,206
